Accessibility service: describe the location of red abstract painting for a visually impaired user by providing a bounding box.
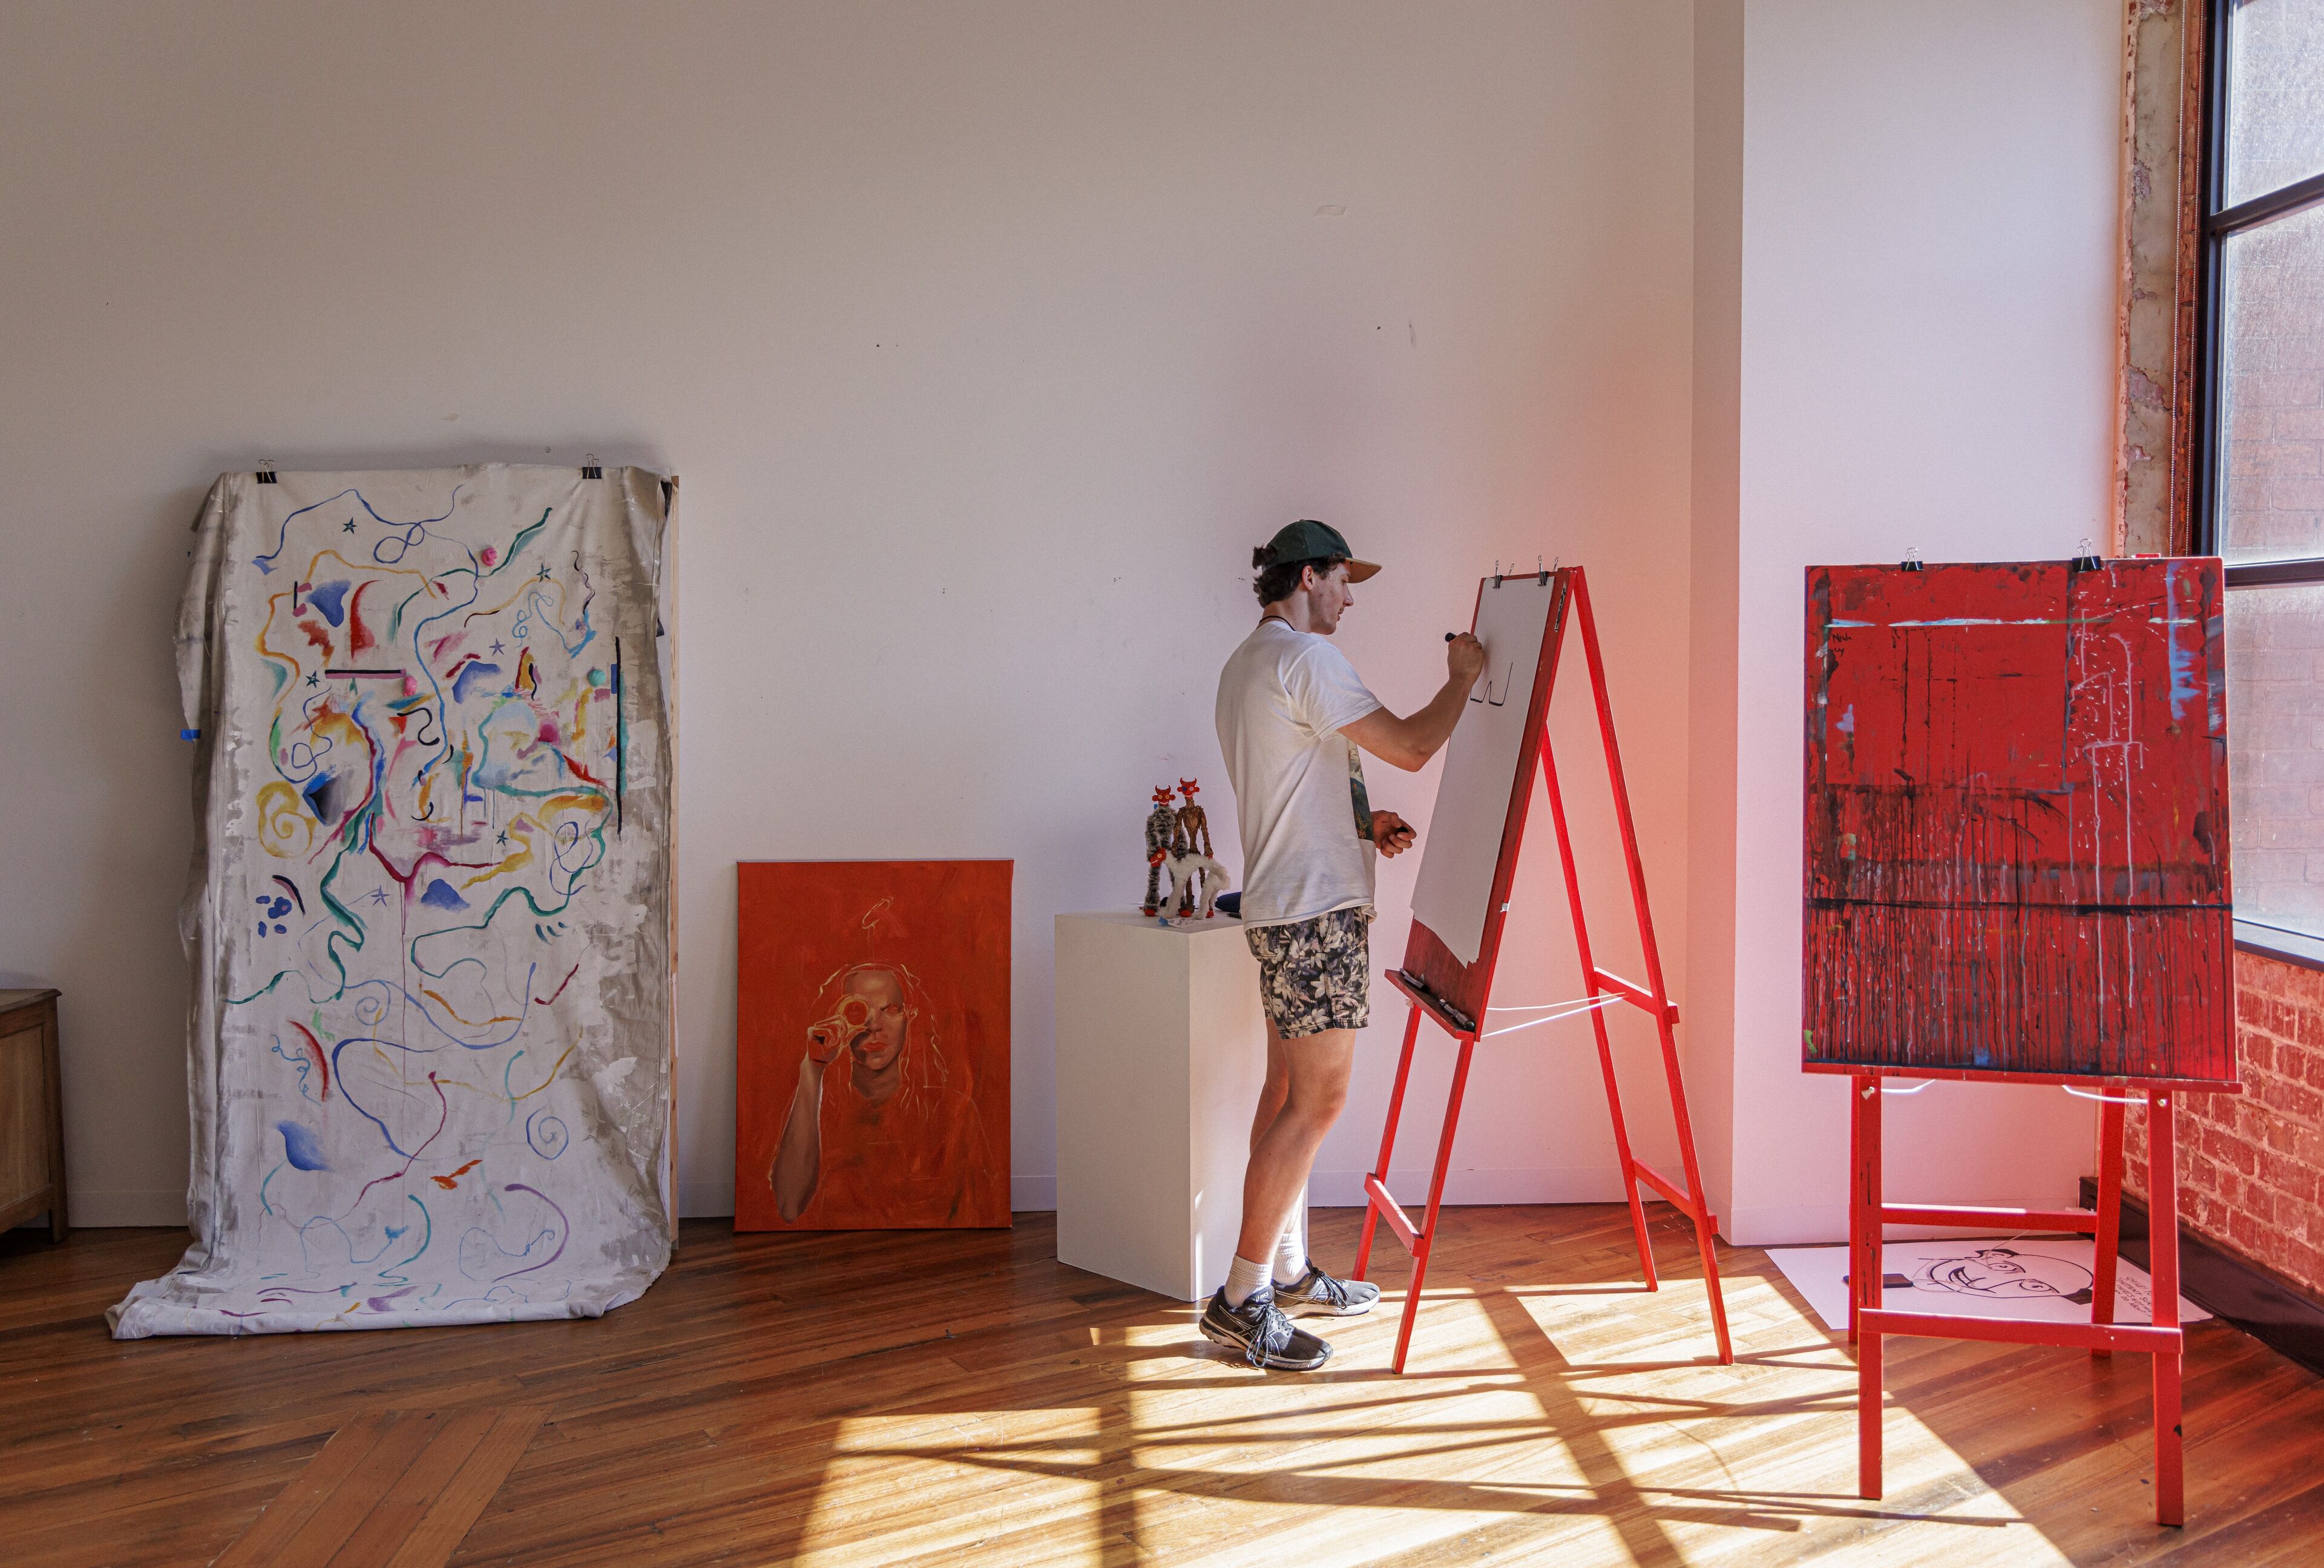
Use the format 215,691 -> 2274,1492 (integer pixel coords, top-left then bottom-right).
1802,560 -> 2235,1084
735,861 -> 1012,1230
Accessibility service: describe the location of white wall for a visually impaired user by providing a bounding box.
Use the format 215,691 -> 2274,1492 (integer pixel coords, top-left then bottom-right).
1688,0 -> 1747,1232
1687,1 -> 2119,1244
0,2 -> 1698,1224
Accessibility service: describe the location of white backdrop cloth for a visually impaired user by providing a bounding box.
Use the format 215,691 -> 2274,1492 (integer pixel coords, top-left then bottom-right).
111,466 -> 675,1336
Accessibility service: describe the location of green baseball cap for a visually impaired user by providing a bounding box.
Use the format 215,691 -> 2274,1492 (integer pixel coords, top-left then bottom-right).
1263,519 -> 1380,583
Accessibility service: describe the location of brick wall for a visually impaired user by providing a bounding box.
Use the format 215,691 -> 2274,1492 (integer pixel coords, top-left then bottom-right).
2124,950 -> 2324,1298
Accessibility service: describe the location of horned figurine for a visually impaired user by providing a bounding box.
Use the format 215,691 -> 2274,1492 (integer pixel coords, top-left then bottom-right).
1142,786 -> 1178,916
1174,778 -> 1213,858
1172,778 -> 1217,917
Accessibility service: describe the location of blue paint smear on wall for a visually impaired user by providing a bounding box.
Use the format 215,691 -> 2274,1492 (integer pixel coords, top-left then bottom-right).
420,878 -> 468,911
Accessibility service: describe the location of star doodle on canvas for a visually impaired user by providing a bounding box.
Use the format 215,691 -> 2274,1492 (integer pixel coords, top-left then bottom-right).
490,640 -> 505,655
305,672 -> 320,687
536,564 -> 552,582
366,888 -> 390,906
343,519 -> 357,533
496,830 -> 509,847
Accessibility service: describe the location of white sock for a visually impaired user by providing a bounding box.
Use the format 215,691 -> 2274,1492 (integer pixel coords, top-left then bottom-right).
1223,1253 -> 1272,1308
1272,1189 -> 1310,1286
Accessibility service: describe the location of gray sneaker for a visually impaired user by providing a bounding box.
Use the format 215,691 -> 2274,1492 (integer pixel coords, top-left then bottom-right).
1272,1262 -> 1381,1318
1198,1285 -> 1333,1371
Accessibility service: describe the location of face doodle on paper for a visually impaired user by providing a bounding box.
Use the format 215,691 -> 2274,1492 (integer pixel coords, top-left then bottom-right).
1909,1247 -> 2096,1306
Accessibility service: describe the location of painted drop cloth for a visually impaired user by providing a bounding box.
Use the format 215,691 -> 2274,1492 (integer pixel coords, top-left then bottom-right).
111,465 -> 675,1336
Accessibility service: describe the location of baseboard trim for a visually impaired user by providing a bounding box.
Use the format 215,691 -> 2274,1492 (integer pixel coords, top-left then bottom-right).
1304,1166 -> 1631,1209
50,1191 -> 187,1229
2079,1176 -> 2324,1379
681,1169 -> 1693,1222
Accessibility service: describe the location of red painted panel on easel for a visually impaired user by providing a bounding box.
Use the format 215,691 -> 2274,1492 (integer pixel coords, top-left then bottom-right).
1803,559 -> 2234,1083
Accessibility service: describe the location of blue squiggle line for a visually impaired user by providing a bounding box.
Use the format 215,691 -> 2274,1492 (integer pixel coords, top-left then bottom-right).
525,1110 -> 569,1160
373,1195 -> 432,1284
269,1037 -> 319,1103
252,486 -> 464,576
297,1212 -> 412,1271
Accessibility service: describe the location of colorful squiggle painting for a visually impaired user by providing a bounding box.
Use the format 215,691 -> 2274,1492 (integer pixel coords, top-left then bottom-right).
110,465 -> 675,1336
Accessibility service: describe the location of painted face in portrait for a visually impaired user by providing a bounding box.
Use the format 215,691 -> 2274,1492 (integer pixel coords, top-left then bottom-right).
844,966 -> 913,1072
804,964 -> 917,1072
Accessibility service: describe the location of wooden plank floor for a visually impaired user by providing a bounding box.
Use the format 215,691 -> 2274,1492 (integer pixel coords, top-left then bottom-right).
4,1205 -> 2320,1566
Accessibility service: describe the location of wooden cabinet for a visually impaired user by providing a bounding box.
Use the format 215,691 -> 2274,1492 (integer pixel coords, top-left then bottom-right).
0,989 -> 67,1242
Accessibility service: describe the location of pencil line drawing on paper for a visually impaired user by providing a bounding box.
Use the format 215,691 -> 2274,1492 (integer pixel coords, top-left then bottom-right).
1906,1246 -> 2095,1307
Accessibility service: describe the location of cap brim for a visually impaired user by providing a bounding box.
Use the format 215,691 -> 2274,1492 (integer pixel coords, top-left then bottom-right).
1345,559 -> 1382,583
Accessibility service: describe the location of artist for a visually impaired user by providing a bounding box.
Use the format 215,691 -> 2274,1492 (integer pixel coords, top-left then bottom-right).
1201,519 -> 1485,1370
769,962 -> 1002,1227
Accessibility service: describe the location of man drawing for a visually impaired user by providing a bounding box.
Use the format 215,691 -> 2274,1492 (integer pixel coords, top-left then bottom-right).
1199,519 -> 1484,1370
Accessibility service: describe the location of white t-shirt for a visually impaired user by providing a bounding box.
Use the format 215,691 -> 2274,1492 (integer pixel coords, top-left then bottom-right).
1215,617 -> 1385,927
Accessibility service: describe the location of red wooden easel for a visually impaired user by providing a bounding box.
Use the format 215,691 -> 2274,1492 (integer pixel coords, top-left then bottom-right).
1801,557 -> 2240,1529
1353,566 -> 1733,1372
1834,1069 -> 2234,1527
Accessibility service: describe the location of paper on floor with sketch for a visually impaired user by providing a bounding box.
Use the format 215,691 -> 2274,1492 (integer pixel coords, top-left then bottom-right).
1767,1236 -> 2210,1333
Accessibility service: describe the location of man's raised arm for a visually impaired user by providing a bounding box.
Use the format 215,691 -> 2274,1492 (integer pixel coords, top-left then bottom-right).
1341,632 -> 1485,773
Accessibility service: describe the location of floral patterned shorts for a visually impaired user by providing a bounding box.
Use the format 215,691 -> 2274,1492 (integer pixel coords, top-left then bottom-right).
1245,905 -> 1375,1038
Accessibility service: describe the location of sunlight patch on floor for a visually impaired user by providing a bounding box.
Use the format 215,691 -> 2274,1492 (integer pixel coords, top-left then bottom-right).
786,1270 -> 2084,1566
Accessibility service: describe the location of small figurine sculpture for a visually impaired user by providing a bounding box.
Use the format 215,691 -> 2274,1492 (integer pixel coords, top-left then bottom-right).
1164,845 -> 1229,920
1142,786 -> 1178,916
1173,778 -> 1216,917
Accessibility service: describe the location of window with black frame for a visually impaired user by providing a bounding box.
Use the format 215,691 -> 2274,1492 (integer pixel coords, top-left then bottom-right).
2202,0 -> 2324,955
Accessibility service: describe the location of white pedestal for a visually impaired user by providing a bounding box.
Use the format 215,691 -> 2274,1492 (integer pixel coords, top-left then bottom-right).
1054,911 -> 1266,1302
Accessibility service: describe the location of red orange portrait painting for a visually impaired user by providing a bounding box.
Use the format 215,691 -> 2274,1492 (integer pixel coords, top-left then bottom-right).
735,861 -> 1012,1231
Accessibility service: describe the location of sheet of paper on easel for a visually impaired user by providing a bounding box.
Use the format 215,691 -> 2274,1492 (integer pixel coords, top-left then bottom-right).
1408,576 -> 1557,965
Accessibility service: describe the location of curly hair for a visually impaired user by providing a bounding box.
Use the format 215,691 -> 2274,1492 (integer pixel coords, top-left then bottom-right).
1252,545 -> 1348,606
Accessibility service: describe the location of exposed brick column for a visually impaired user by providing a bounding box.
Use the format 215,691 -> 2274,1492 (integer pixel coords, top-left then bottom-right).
2125,950 -> 2324,1296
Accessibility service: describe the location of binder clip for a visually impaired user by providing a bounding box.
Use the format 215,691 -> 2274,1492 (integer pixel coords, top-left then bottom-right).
255,459 -> 279,485
2071,535 -> 2104,572
1900,546 -> 1922,572
581,453 -> 603,480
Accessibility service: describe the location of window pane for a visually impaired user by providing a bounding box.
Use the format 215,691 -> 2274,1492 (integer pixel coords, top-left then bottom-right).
2228,583 -> 2324,936
2227,0 -> 2324,206
2219,202 -> 2324,562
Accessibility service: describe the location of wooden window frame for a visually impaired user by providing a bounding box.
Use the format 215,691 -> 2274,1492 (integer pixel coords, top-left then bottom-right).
2190,0 -> 2324,958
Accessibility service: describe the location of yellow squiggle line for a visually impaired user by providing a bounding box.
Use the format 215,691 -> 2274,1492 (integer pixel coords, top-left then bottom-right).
510,1040 -> 580,1103
419,988 -> 520,1027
